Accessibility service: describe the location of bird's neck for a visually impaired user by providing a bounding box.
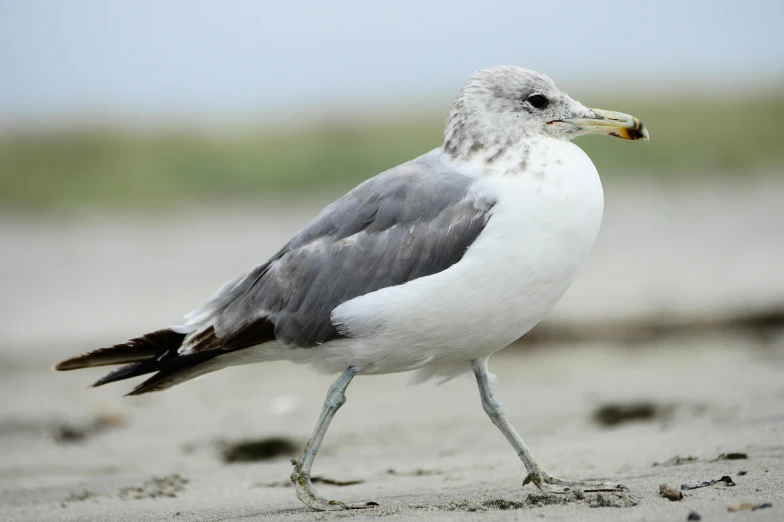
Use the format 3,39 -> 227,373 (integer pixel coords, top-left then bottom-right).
443,130 -> 519,162
440,133 -> 551,178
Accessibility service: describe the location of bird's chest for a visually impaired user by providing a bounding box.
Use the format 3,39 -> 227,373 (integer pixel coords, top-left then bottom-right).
460,141 -> 604,338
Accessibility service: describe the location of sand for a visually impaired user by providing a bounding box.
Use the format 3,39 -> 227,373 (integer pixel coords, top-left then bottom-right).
1,179 -> 783,521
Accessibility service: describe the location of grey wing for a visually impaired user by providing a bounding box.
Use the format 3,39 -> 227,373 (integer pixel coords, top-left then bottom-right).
179,151 -> 496,353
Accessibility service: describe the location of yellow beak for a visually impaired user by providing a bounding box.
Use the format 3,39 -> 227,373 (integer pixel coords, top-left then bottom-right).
556,108 -> 649,140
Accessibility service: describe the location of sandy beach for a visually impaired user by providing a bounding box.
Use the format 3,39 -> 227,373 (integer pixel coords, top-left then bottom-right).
2,180 -> 783,521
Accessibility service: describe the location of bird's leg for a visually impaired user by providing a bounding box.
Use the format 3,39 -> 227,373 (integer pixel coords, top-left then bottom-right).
290,366 -> 377,511
471,359 -> 625,493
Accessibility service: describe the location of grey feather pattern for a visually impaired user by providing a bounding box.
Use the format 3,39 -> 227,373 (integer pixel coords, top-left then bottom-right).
181,150 -> 496,352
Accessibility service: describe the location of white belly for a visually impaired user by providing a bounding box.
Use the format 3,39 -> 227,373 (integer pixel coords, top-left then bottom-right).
314,139 -> 604,381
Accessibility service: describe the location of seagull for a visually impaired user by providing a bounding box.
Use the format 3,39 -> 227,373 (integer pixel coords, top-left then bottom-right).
55,66 -> 648,511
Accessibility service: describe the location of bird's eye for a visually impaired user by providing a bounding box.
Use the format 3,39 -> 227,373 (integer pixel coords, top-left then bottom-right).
526,94 -> 549,110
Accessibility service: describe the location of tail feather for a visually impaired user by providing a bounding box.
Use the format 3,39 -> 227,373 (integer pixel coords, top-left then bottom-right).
125,351 -> 226,395
54,328 -> 227,395
89,348 -> 223,393
92,361 -> 149,387
54,329 -> 186,371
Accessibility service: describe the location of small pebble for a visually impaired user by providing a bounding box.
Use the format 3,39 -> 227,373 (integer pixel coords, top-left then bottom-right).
659,483 -> 683,501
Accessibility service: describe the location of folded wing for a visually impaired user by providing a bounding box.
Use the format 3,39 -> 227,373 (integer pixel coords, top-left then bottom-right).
180,151 -> 496,353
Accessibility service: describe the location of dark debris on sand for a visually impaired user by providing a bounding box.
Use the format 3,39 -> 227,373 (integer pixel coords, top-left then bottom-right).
714,452 -> 748,461
653,455 -> 699,467
525,491 -> 637,509
681,475 -> 735,490
592,401 -> 673,428
60,489 -> 97,507
118,474 -> 189,500
219,436 -> 299,463
350,491 -> 638,517
256,476 -> 363,488
51,412 -> 125,444
386,468 -> 445,477
727,502 -> 773,512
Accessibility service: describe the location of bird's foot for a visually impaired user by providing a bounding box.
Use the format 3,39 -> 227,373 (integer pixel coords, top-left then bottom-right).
290,459 -> 378,511
523,471 -> 626,493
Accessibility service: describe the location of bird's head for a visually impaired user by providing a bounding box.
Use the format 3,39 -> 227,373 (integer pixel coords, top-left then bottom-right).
443,66 -> 648,159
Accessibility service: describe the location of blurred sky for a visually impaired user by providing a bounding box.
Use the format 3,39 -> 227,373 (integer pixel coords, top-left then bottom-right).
1,0 -> 783,125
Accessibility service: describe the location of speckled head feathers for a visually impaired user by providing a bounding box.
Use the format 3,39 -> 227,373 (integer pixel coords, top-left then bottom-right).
442,66 -> 596,160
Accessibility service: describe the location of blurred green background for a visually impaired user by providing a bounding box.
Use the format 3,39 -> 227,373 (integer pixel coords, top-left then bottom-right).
2,95 -> 782,210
